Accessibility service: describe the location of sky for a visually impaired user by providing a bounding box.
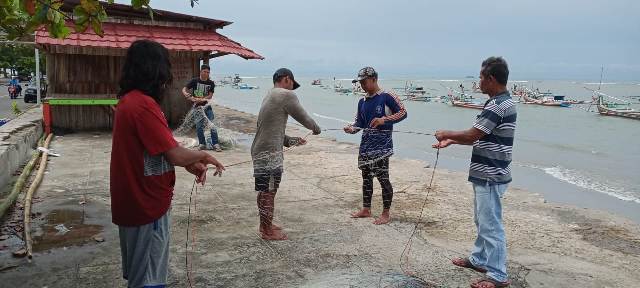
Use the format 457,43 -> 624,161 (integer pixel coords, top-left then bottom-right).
117,0 -> 639,81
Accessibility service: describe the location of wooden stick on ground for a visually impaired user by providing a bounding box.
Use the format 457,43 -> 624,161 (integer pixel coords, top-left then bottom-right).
0,135 -> 45,219
24,133 -> 53,260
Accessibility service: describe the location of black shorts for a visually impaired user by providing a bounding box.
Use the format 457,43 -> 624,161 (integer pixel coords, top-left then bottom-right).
358,155 -> 390,173
254,173 -> 282,192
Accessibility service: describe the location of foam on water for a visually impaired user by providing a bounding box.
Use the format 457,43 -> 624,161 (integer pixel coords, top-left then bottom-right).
540,165 -> 640,204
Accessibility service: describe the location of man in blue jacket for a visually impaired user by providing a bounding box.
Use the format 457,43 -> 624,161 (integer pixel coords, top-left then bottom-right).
344,67 -> 407,225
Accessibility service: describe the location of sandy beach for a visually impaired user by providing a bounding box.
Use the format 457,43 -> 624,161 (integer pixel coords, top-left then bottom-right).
0,104 -> 639,287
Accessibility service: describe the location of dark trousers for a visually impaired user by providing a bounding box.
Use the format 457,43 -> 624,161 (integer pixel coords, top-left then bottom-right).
360,156 -> 393,209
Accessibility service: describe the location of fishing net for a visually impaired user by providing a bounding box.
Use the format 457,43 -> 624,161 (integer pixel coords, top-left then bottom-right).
173,102 -> 239,149
177,107 -> 448,287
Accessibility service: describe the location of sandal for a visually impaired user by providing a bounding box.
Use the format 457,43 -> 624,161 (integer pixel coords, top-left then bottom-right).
452,257 -> 487,273
470,278 -> 510,288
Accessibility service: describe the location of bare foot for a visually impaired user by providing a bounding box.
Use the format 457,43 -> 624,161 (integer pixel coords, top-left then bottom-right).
259,223 -> 283,233
261,229 -> 288,241
350,208 -> 372,218
373,210 -> 391,225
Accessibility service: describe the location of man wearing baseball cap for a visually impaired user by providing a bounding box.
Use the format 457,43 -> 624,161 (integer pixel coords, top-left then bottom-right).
251,68 -> 321,240
344,67 -> 407,225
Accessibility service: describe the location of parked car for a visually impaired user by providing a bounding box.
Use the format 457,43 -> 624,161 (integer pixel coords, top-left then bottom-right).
23,78 -> 48,103
17,72 -> 32,82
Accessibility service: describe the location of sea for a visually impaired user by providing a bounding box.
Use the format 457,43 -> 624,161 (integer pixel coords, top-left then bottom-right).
212,76 -> 640,223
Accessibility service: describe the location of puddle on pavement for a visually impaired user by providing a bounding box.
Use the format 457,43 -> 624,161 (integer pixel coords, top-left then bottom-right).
32,209 -> 103,252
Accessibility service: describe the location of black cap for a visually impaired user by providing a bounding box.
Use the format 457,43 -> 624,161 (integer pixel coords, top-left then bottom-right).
273,68 -> 300,90
352,66 -> 378,83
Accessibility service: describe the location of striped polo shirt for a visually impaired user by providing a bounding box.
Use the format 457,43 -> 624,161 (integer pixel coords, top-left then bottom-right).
469,91 -> 517,185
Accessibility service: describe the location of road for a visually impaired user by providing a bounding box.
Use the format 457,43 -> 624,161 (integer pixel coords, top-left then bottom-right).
0,82 -> 36,120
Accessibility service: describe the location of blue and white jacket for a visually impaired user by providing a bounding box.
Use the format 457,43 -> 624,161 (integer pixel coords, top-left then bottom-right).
352,89 -> 407,160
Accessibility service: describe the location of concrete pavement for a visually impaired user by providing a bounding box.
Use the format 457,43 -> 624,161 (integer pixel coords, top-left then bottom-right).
0,83 -> 36,120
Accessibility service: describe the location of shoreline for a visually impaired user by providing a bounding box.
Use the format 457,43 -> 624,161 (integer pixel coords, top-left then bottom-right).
214,98 -> 640,225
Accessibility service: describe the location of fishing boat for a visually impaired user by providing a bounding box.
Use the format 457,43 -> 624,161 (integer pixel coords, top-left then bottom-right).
333,81 -> 352,94
335,87 -> 353,94
218,76 -> 234,86
587,88 -> 640,120
471,81 -> 482,93
446,88 -> 485,109
393,81 -> 437,102
404,81 -> 427,96
521,89 -> 571,107
311,79 -> 322,85
627,95 -> 640,103
405,95 -> 433,102
351,82 -> 367,96
565,99 -> 586,105
232,74 -> 242,85
235,83 -> 259,90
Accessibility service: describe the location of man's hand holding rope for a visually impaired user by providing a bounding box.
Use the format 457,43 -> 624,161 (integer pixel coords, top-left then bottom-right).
185,154 -> 225,184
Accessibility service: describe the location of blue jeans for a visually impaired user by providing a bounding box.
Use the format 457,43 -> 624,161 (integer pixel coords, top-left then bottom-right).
195,106 -> 219,147
469,182 -> 508,282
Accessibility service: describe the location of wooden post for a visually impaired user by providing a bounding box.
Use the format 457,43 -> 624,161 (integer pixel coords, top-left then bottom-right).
42,102 -> 51,134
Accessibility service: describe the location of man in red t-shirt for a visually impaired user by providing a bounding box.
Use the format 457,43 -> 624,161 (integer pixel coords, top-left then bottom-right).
110,40 -> 225,288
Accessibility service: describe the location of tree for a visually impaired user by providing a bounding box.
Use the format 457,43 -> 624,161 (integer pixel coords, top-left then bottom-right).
0,43 -> 45,77
0,45 -> 16,77
0,0 -> 199,40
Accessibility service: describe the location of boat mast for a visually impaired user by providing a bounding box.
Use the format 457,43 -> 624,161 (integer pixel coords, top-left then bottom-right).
598,65 -> 604,91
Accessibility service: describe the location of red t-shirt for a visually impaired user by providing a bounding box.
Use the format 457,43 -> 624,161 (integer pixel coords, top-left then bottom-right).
110,90 -> 178,226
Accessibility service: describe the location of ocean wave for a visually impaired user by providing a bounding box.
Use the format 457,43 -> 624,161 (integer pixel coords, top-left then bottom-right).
511,80 -> 529,83
436,79 -> 460,82
583,82 -> 617,85
540,166 -> 640,204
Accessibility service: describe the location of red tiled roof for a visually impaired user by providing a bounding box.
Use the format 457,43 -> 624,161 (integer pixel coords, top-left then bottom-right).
36,23 -> 263,60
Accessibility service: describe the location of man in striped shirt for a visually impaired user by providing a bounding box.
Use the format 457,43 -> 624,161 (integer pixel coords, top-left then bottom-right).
433,57 -> 516,288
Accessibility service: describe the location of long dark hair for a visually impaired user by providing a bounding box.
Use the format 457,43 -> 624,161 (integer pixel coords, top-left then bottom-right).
117,40 -> 173,102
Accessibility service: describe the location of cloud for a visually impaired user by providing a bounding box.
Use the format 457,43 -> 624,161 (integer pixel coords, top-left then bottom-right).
115,0 -> 640,80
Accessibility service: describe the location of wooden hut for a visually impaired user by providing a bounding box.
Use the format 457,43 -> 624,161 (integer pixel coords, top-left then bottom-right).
35,0 -> 263,131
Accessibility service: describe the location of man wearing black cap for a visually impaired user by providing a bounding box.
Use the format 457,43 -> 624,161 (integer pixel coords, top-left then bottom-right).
344,67 -> 407,225
251,68 -> 321,240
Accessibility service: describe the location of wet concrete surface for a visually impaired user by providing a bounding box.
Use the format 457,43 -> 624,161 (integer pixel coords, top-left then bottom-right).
32,209 -> 103,252
0,106 -> 638,287
0,132 -> 120,287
